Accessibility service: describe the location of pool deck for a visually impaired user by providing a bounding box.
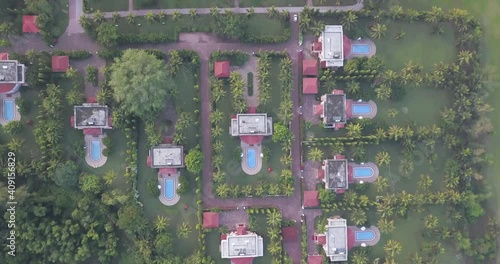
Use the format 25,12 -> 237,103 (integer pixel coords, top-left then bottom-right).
348,162 -> 379,183
158,172 -> 180,206
348,226 -> 381,247
84,134 -> 108,168
349,100 -> 378,119
241,141 -> 263,175
347,39 -> 377,59
0,93 -> 21,126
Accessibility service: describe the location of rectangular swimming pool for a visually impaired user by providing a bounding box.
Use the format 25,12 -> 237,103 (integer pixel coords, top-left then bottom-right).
164,178 -> 175,200
352,104 -> 372,115
3,99 -> 15,121
247,148 -> 256,169
90,140 -> 101,161
353,167 -> 374,178
355,231 -> 375,241
351,44 -> 371,54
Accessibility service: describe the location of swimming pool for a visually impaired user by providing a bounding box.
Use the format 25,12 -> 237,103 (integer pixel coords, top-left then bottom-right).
247,148 -> 256,169
352,104 -> 372,115
3,99 -> 15,121
355,231 -> 375,241
351,44 -> 371,54
353,167 -> 374,178
164,178 -> 175,200
90,140 -> 101,161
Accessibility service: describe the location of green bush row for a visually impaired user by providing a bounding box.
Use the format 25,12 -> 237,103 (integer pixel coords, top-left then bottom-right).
247,72 -> 254,96
52,50 -> 93,60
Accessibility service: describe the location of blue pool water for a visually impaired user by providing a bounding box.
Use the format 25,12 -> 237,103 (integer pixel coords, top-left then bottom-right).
353,167 -> 374,178
355,231 -> 375,241
90,140 -> 101,161
3,100 -> 15,121
164,178 -> 175,200
351,44 -> 371,54
247,148 -> 256,169
352,104 -> 372,115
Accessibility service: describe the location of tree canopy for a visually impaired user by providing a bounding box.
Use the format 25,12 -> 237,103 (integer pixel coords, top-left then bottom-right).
185,147 -> 203,174
109,49 -> 173,120
53,160 -> 79,188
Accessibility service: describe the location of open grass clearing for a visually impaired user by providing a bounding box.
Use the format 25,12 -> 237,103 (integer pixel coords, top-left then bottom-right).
53,0 -> 69,38
245,14 -> 288,37
238,0 -> 306,7
312,0 -> 357,6
86,0 -> 129,12
134,0 -> 233,9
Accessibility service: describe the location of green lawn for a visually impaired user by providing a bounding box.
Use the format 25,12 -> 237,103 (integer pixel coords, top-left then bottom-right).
53,0 -> 69,38
250,213 -> 276,264
86,0 -> 129,12
246,14 -> 288,37
134,0 -> 233,9
238,0 -> 306,7
312,0 -> 357,6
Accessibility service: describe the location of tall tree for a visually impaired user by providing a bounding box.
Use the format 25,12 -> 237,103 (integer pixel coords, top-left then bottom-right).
96,22 -> 120,48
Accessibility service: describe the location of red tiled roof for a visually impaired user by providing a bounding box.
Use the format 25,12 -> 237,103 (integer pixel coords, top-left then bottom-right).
83,128 -> 102,136
236,225 -> 247,235
147,156 -> 152,167
221,234 -> 227,240
336,189 -> 346,194
335,123 -> 345,129
347,227 -> 355,250
314,104 -> 323,116
0,83 -> 16,94
346,99 -> 353,119
348,165 -> 354,183
87,97 -> 96,103
52,56 -> 69,72
332,89 -> 344,94
108,117 -> 113,127
240,135 -> 263,145
214,61 -> 230,78
231,257 -> 254,264
0,53 -> 9,60
343,35 -> 352,58
22,16 -> 39,33
159,167 -> 177,175
70,116 -> 75,128
312,42 -> 322,52
317,234 -> 326,245
203,212 -> 220,228
162,137 -> 173,144
317,169 -> 325,180
320,61 -> 327,68
282,226 -> 298,242
303,191 -> 319,207
303,59 -> 319,76
248,106 -> 256,113
303,78 -> 318,94
334,154 -> 345,160
308,255 -> 323,264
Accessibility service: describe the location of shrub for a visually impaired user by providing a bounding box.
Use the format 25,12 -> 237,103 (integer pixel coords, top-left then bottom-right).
52,50 -> 93,60
86,65 -> 98,86
211,50 -> 249,66
247,72 -> 254,96
185,147 -> 203,174
3,121 -> 23,135
98,49 -> 123,61
177,175 -> 189,194
15,97 -> 29,115
147,179 -> 160,197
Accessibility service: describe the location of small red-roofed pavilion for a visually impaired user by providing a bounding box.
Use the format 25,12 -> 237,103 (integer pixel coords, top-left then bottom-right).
22,16 -> 39,33
307,255 -> 323,264
214,61 -> 230,78
203,212 -> 220,228
343,35 -> 352,58
0,53 -> 9,60
303,191 -> 319,207
303,78 -> 318,94
303,59 -> 319,76
52,56 -> 69,72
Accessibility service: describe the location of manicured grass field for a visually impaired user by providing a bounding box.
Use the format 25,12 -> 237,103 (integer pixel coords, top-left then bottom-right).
53,0 -> 69,38
245,14 -> 288,37
134,0 -> 233,9
238,0 -> 306,7
312,0 -> 357,6
86,0 -> 129,12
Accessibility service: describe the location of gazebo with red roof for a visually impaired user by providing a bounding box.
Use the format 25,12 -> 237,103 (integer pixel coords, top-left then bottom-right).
303,78 -> 318,94
307,255 -> 323,264
343,35 -> 352,58
303,59 -> 319,76
83,128 -> 102,136
52,56 -> 69,72
203,212 -> 220,228
0,53 -> 9,60
214,61 -> 230,78
282,226 -> 298,242
22,16 -> 39,33
303,191 -> 319,207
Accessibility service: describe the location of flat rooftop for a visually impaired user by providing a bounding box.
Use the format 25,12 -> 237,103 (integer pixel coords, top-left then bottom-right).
151,145 -> 184,168
322,25 -> 344,67
221,234 -> 264,258
0,61 -> 24,83
231,113 -> 272,136
324,94 -> 346,125
325,159 -> 348,190
326,218 -> 348,261
74,105 -> 109,128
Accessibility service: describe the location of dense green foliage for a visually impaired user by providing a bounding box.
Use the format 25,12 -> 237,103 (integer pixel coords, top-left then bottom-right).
185,147 -> 203,174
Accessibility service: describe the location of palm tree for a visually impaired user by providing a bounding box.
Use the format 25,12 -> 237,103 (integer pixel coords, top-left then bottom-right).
103,169 -> 116,185
213,140 -> 224,153
177,222 -> 191,238
79,15 -> 91,28
346,80 -> 360,95
370,23 -> 387,39
424,215 -> 438,229
126,13 -> 136,24
381,70 -> 398,86
377,218 -> 395,233
424,6 -> 444,24
341,11 -> 357,31
418,174 -> 432,192
267,6 -> 278,18
268,240 -> 281,255
408,252 -> 424,264
350,209 -> 367,225
172,11 -> 181,21
145,11 -> 155,23
311,20 -> 325,37
387,108 -> 398,118
308,147 -> 324,162
189,9 -> 197,19
395,30 -> 406,40
216,183 -> 230,198
389,5 -> 403,20
111,12 -> 121,23
375,84 -> 392,100
299,13 -> 312,32
387,125 -> 404,141
7,138 -> 24,152
93,10 -> 104,24
0,22 -> 10,37
246,7 -> 255,17
242,185 -> 253,196
267,210 -> 282,227
375,151 -> 391,166
210,110 -> 224,125
156,11 -> 167,22
351,250 -> 368,264
384,240 -> 402,258
155,215 -> 170,231
210,6 -> 219,18
267,227 -> 280,240
351,145 -> 365,161
67,89 -> 84,106
458,50 -> 473,65
65,67 -> 78,80
346,123 -> 362,138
